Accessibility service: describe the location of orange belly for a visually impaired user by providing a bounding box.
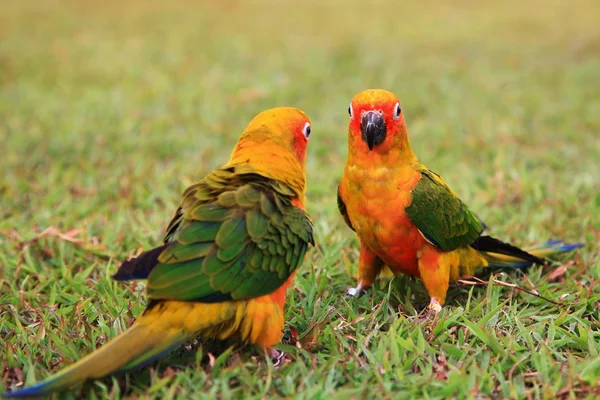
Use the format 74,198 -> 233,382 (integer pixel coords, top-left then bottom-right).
341,163 -> 426,277
353,202 -> 426,277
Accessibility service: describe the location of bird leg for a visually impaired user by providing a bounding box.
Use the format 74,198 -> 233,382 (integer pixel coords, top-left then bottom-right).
417,246 -> 450,315
346,243 -> 384,299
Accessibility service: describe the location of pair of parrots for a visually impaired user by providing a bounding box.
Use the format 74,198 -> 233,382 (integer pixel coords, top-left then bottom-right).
4,89 -> 582,397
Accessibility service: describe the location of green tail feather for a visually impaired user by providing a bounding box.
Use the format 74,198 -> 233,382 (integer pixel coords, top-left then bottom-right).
4,320 -> 192,398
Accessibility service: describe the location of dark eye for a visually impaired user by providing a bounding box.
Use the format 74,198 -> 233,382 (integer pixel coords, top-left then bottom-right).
302,122 -> 311,139
348,104 -> 354,119
393,102 -> 401,120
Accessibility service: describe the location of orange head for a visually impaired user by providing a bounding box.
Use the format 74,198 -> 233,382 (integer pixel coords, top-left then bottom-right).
228,107 -> 312,201
348,89 -> 413,157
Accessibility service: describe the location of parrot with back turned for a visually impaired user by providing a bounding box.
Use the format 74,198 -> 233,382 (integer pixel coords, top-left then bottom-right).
337,89 -> 583,312
4,107 -> 315,398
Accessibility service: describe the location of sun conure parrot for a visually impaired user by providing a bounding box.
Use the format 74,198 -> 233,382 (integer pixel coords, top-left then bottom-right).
4,107 -> 315,398
337,89 -> 583,312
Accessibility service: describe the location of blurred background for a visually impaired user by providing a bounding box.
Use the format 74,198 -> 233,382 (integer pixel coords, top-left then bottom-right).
2,0 -> 599,238
1,0 -> 599,396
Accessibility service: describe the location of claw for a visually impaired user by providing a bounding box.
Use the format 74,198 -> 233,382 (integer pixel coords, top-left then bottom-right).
266,348 -> 286,368
418,298 -> 443,324
428,298 -> 442,314
345,282 -> 364,299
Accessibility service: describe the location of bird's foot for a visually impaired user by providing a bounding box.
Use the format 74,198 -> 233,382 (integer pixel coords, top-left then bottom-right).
345,282 -> 364,299
418,298 -> 443,324
266,348 -> 286,368
428,298 -> 442,314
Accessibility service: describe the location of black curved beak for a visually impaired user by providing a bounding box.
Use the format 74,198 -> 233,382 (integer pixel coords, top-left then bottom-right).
360,111 -> 387,151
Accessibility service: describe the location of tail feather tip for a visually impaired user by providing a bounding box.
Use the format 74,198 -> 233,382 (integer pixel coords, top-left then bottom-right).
3,382 -> 50,399
543,239 -> 564,246
555,243 -> 584,252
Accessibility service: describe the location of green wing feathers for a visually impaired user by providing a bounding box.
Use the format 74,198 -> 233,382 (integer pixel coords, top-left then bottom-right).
337,184 -> 355,231
406,168 -> 483,251
145,165 -> 314,302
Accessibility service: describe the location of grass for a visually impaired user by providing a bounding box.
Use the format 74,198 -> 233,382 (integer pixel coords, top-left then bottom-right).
1,0 -> 599,398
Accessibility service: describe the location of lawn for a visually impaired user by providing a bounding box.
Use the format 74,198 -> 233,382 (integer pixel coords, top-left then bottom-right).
1,0 -> 599,398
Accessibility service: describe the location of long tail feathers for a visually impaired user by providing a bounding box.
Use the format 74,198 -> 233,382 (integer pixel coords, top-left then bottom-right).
472,235 -> 584,269
4,309 -> 193,398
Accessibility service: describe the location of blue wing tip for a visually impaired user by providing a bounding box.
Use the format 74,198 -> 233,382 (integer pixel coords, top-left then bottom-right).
111,272 -> 131,281
488,262 -> 530,269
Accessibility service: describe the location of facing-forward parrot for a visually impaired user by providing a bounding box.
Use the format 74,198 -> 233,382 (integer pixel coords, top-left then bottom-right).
337,89 -> 582,312
4,107 -> 315,398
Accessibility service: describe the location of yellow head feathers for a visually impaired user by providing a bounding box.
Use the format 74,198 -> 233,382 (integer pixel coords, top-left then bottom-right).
228,107 -> 312,200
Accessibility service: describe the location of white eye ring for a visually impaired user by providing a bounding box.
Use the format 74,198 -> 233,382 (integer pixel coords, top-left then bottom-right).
302,122 -> 311,139
348,103 -> 354,119
393,102 -> 401,120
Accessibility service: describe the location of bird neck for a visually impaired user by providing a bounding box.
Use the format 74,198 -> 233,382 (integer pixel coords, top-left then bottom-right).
347,132 -> 419,170
228,141 -> 306,204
